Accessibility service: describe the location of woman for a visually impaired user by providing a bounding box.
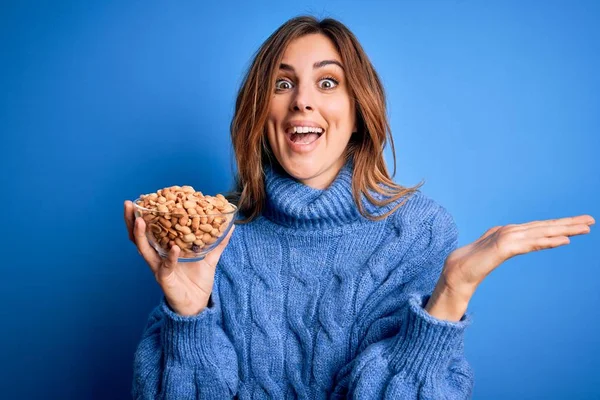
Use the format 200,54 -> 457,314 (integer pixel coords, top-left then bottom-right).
124,16 -> 594,399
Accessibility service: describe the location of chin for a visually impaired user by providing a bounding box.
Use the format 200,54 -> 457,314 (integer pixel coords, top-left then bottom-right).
278,157 -> 322,181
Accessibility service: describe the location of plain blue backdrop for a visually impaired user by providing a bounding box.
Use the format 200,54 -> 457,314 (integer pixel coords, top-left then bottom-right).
1,0 -> 599,398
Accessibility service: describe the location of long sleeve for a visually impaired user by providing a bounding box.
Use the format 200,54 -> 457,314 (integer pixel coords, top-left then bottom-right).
131,289 -> 239,399
331,204 -> 474,399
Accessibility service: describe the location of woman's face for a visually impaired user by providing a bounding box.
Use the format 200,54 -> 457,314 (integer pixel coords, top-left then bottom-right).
266,33 -> 356,190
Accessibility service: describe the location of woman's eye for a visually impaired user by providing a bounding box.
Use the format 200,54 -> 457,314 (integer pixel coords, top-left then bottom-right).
275,78 -> 338,91
275,79 -> 292,90
319,78 -> 338,90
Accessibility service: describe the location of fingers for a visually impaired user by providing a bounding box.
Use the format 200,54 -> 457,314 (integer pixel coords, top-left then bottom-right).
124,200 -> 135,242
157,245 -> 181,280
521,215 -> 595,229
528,236 -> 570,252
502,222 -> 590,258
133,217 -> 162,273
204,225 -> 236,269
524,223 -> 591,238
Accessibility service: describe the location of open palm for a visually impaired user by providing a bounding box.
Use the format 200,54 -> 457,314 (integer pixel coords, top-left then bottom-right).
442,215 -> 594,294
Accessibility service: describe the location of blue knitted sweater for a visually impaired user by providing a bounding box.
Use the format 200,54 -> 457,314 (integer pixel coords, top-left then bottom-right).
132,160 -> 473,399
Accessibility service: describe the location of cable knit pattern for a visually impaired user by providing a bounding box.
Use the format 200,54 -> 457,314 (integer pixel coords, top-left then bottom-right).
132,159 -> 474,399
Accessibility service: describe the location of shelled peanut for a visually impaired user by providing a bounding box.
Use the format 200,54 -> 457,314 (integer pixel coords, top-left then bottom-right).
135,185 -> 236,256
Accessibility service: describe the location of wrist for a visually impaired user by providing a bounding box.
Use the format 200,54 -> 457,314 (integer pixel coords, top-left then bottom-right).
166,297 -> 209,317
424,278 -> 473,322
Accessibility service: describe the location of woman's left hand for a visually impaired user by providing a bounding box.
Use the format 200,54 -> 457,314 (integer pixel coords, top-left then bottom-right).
425,214 -> 595,321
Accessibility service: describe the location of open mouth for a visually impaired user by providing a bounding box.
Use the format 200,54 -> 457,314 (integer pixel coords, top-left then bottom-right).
285,126 -> 325,145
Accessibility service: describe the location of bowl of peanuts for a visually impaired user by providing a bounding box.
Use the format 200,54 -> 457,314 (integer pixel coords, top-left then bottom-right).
132,185 -> 237,262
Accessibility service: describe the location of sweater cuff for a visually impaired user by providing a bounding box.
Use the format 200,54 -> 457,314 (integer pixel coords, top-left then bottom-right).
160,296 -> 222,366
388,294 -> 470,379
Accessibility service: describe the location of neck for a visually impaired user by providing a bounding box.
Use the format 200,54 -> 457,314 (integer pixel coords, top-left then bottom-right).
293,158 -> 347,190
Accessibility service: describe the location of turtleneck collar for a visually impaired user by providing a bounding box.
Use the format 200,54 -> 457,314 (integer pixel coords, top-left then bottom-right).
262,159 -> 363,230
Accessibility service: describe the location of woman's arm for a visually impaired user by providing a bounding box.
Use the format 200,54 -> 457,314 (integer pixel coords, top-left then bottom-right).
132,291 -> 239,399
332,202 -> 593,399
427,215 -> 594,322
332,206 -> 473,399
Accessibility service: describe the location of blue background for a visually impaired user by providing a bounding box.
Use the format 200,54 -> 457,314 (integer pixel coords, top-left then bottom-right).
2,0 -> 599,398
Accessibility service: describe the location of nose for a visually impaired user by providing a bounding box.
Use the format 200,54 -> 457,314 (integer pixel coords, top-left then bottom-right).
292,101 -> 312,112
290,85 -> 313,112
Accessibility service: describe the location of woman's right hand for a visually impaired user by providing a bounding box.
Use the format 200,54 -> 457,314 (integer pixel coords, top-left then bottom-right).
124,200 -> 235,316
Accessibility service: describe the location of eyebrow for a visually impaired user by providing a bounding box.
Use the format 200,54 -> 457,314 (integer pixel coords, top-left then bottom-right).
279,59 -> 344,72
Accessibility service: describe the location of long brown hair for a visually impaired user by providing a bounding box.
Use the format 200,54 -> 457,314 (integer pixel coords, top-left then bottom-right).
227,15 -> 424,223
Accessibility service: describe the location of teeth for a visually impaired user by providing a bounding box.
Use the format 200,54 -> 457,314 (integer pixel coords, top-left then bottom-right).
290,126 -> 323,134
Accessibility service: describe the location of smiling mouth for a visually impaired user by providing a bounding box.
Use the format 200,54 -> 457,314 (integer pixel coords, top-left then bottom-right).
285,127 -> 325,145
290,131 -> 323,144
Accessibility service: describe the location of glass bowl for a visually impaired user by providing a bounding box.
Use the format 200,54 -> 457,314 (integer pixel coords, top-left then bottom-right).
132,196 -> 237,263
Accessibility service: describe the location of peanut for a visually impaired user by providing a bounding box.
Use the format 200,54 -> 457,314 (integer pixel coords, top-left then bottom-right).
173,208 -> 186,217
183,200 -> 196,209
181,185 -> 195,194
134,185 -> 237,258
183,233 -> 196,243
199,224 -> 213,233
191,217 -> 200,231
174,237 -> 188,249
159,217 -> 172,229
175,224 -> 192,235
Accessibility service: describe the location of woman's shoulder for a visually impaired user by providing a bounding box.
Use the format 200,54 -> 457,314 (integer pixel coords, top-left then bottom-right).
383,191 -> 459,279
388,190 -> 457,236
